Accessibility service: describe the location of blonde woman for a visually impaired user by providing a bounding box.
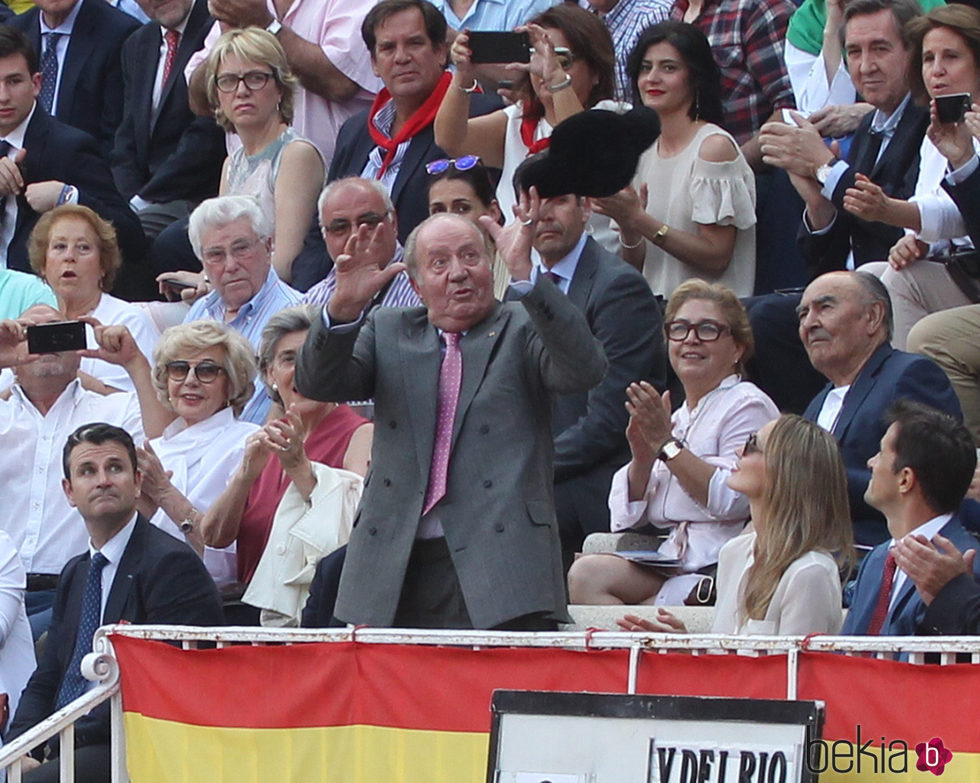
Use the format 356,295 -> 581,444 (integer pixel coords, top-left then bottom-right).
620,415 -> 855,635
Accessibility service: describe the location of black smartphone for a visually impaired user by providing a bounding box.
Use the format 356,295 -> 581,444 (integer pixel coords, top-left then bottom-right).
26,321 -> 87,354
467,31 -> 530,64
159,277 -> 198,290
936,93 -> 972,124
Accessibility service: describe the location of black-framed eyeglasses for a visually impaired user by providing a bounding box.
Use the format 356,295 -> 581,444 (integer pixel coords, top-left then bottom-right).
164,360 -> 226,383
215,70 -> 274,93
322,211 -> 389,237
664,319 -> 731,342
425,155 -> 481,175
743,432 -> 762,456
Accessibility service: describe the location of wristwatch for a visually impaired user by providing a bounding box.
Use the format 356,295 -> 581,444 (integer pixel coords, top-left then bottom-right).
815,157 -> 841,186
659,438 -> 684,462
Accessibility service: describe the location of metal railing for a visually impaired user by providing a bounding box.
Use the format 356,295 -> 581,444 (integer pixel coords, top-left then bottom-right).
3,624 -> 980,782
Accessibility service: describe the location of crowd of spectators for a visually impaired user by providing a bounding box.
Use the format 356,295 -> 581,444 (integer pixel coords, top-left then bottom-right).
2,0 -> 980,775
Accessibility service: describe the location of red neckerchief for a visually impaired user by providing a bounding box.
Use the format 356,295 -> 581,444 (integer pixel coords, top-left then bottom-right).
367,71 -> 453,177
520,113 -> 551,154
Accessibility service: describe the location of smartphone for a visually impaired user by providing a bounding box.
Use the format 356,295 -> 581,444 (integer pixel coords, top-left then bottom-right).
936,93 -> 972,124
26,321 -> 86,354
467,31 -> 530,64
159,277 -> 198,290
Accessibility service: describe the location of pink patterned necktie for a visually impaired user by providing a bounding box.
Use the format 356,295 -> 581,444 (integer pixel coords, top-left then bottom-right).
866,550 -> 897,635
161,29 -> 180,87
423,332 -> 462,515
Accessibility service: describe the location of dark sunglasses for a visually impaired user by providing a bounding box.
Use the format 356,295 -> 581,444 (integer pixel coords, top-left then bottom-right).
743,432 -> 762,456
165,360 -> 226,383
323,211 -> 389,237
425,155 -> 481,175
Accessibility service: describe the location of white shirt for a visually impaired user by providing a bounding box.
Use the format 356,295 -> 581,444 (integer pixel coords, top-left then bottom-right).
89,512 -> 138,620
79,293 -> 159,392
151,14 -> 191,111
148,408 -> 258,585
0,530 -> 35,724
816,384 -> 849,433
910,136 -> 980,246
608,376 -> 779,571
889,513 -> 952,611
0,102 -> 37,268
38,0 -> 83,116
0,380 -> 144,574
784,41 -> 857,115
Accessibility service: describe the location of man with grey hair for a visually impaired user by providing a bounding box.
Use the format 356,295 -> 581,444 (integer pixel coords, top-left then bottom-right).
296,208 -> 606,629
798,270 -> 961,547
303,177 -> 420,310
184,195 -> 302,424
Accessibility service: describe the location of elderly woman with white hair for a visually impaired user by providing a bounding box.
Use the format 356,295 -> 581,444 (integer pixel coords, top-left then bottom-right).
136,320 -> 260,588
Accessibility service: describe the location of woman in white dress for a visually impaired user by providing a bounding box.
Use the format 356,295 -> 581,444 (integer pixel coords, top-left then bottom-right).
136,321 -> 259,588
593,22 -> 757,297
27,204 -> 157,391
619,415 -> 855,635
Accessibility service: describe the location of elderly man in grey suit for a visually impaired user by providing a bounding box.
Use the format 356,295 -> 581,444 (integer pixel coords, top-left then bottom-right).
295,199 -> 607,630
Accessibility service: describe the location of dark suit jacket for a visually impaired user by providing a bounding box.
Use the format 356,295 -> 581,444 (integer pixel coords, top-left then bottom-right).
941,160 -> 980,248
8,515 -> 223,750
803,343 -> 962,546
7,107 -> 145,278
327,91 -> 501,244
799,100 -> 928,278
295,278 -> 607,628
111,0 -> 224,204
12,0 -> 140,155
923,570 -> 980,634
508,238 -> 665,535
842,515 -> 980,634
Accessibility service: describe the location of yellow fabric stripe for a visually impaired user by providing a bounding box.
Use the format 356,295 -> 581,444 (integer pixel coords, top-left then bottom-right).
123,714 -> 489,783
813,746 -> 980,783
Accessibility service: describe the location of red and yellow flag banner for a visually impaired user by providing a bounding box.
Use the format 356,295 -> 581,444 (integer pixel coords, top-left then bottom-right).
112,636 -> 980,783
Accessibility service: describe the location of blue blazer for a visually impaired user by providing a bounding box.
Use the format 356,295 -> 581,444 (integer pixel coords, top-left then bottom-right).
804,343 -> 961,546
842,515 -> 980,635
12,0 -> 140,155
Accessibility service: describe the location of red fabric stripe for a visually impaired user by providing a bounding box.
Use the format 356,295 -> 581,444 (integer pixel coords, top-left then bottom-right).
635,652 -> 788,699
113,636 -> 629,731
797,651 -> 980,751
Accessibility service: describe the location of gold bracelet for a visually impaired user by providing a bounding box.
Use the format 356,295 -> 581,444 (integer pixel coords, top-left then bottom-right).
619,233 -> 644,249
653,224 -> 670,244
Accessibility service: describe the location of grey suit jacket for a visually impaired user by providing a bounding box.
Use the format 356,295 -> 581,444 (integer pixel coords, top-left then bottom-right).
295,278 -> 607,628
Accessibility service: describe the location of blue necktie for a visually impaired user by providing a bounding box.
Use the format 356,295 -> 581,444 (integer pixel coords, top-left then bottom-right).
56,552 -> 109,708
38,32 -> 62,114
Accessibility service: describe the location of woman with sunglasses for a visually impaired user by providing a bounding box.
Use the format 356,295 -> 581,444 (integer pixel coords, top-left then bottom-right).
568,279 -> 777,606
592,22 -> 756,297
135,320 -> 260,587
619,415 -> 854,635
426,156 -> 509,298
153,28 -> 324,288
435,3 -> 617,222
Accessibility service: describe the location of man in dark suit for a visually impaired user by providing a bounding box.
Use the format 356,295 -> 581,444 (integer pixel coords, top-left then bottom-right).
112,0 -> 224,240
842,400 -> 980,635
328,0 -> 499,244
0,27 -> 145,297
10,0 -> 139,155
798,271 -> 961,547
749,0 -> 928,413
8,423 -> 223,783
296,209 -> 607,630
511,176 -> 665,568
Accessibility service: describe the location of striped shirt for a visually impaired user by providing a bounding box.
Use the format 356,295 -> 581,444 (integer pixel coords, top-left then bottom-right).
303,247 -> 421,311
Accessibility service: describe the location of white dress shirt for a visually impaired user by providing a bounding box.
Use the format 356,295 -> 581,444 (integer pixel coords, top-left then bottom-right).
38,0 -> 83,116
148,408 -> 258,585
0,380 -> 143,574
0,530 -> 35,725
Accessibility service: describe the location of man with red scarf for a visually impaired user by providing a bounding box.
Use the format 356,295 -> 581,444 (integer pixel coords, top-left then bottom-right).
328,0 -> 500,244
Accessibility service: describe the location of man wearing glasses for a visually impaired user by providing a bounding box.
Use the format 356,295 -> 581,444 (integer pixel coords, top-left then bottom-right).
303,177 -> 420,311
182,195 -> 301,424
